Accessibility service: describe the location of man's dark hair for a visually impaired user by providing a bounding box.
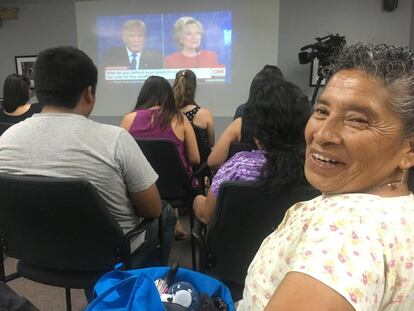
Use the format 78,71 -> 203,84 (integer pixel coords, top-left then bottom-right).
2,74 -> 31,113
34,46 -> 97,108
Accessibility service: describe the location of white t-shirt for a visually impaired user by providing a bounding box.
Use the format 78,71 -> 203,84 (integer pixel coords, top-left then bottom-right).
0,113 -> 158,251
238,193 -> 414,311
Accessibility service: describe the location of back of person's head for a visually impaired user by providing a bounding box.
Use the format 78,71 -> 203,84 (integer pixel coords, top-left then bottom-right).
172,69 -> 197,109
135,76 -> 181,129
2,74 -> 31,113
249,65 -> 284,98
34,46 -> 97,109
250,80 -> 311,191
241,65 -> 285,143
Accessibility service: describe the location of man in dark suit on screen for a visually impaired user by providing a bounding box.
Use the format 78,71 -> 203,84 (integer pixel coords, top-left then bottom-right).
102,19 -> 163,70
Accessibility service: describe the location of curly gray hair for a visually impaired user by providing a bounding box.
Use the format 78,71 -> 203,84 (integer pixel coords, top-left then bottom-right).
325,43 -> 414,190
325,43 -> 414,137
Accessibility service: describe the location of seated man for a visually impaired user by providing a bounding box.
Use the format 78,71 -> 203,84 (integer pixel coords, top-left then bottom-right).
0,46 -> 175,267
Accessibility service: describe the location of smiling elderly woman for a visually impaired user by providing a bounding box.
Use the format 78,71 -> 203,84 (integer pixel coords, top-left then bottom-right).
237,43 -> 414,311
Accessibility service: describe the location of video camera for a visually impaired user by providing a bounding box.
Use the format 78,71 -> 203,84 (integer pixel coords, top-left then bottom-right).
298,34 -> 346,67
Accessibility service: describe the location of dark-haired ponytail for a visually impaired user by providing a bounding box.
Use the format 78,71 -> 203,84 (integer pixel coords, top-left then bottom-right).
260,145 -> 306,192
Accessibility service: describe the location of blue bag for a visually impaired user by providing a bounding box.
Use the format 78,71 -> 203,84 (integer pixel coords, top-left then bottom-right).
86,267 -> 235,311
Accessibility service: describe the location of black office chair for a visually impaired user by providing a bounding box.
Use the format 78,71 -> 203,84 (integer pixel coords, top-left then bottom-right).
192,125 -> 212,191
0,122 -> 14,136
136,139 -> 203,270
194,180 -> 320,300
0,174 -> 154,311
226,142 -> 257,161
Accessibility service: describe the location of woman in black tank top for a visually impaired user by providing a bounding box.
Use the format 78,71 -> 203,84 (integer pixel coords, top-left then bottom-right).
172,70 -> 215,163
1,74 -> 42,125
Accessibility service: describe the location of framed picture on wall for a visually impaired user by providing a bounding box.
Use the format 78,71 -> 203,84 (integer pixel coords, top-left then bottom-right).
309,58 -> 326,87
15,55 -> 37,89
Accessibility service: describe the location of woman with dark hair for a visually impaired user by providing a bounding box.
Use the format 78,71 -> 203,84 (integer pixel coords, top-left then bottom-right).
0,74 -> 42,123
193,79 -> 311,224
207,65 -> 284,170
173,69 -> 214,164
121,76 -> 200,239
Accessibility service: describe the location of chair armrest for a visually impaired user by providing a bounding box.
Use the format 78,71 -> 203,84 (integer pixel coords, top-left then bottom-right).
193,161 -> 209,177
124,218 -> 155,245
191,219 -> 205,247
121,218 -> 155,269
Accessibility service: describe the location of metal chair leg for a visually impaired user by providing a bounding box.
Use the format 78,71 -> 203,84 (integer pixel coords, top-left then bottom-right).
65,288 -> 72,311
0,251 -> 5,281
158,204 -> 165,265
190,211 -> 197,270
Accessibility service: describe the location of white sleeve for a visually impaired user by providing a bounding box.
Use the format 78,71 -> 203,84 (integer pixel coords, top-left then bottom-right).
287,205 -> 385,311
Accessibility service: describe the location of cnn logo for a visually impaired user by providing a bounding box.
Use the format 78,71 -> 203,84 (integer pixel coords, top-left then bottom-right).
212,68 -> 226,77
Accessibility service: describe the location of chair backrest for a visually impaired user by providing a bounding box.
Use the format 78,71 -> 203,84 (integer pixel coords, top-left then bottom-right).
136,139 -> 191,200
0,122 -> 14,136
192,125 -> 211,163
204,180 -> 320,299
226,142 -> 257,161
0,174 -> 127,271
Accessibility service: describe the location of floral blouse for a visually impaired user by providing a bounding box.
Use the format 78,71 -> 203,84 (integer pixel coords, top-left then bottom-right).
237,193 -> 414,311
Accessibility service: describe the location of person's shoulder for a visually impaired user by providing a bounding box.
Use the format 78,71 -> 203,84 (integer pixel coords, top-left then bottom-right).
0,111 -> 14,123
102,46 -> 128,65
233,150 -> 262,159
82,118 -> 125,139
289,193 -> 410,226
196,106 -> 212,118
29,103 -> 42,113
104,45 -> 125,55
234,103 -> 246,119
200,50 -> 217,57
165,51 -> 181,60
223,150 -> 263,170
103,46 -> 126,58
0,114 -> 39,140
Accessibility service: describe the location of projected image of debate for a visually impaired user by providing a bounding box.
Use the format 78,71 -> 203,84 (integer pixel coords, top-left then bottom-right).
97,11 -> 232,83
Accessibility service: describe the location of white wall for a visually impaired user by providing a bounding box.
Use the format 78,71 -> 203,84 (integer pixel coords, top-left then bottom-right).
411,0 -> 414,51
0,0 -> 77,92
278,0 -> 412,96
75,0 -> 279,117
0,0 -> 413,130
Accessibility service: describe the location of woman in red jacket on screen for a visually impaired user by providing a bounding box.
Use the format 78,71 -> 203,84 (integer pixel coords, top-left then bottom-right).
164,16 -> 223,69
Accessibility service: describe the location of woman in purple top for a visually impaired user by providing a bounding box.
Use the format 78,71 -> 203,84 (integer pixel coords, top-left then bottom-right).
121,76 -> 200,181
193,79 -> 312,224
121,76 -> 200,239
